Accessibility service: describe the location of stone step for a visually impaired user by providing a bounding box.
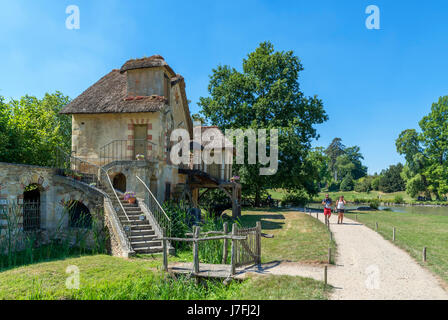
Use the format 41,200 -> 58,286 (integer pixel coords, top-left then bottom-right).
132,246 -> 164,254
122,220 -> 151,226
131,240 -> 162,249
130,235 -> 158,242
123,207 -> 142,212
118,216 -> 145,222
130,229 -> 155,237
119,211 -> 143,217
131,224 -> 152,230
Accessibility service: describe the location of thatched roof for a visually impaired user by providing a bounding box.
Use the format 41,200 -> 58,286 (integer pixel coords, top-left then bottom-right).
60,70 -> 168,114
120,55 -> 176,76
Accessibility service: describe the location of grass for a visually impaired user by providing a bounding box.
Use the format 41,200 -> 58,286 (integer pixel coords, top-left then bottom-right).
0,207 -> 334,300
345,209 -> 448,284
314,191 -> 413,203
0,254 -> 330,300
238,208 -> 335,264
268,189 -> 414,203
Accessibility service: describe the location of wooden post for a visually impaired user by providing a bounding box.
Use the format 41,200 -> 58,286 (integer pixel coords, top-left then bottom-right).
163,239 -> 168,272
317,212 -> 319,220
222,222 -> 228,264
230,223 -> 237,275
193,226 -> 200,274
330,232 -> 333,242
423,247 -> 427,262
355,214 -> 358,221
256,221 -> 262,264
375,222 -> 378,231
324,266 -> 328,286
328,247 -> 331,264
393,227 -> 396,241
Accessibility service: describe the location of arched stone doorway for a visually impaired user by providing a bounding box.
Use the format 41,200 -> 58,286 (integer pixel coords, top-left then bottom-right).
112,173 -> 126,193
23,184 -> 42,231
67,200 -> 92,229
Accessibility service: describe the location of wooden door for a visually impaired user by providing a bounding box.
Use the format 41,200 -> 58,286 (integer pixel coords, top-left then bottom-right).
134,125 -> 147,159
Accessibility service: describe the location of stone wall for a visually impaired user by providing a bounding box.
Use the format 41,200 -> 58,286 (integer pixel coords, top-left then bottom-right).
0,162 -> 104,236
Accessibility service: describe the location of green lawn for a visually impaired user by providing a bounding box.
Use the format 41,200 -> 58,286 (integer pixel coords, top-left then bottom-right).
0,208 -> 334,300
346,210 -> 448,283
0,254 -> 329,300
238,208 -> 335,264
314,191 -> 412,203
268,189 -> 413,203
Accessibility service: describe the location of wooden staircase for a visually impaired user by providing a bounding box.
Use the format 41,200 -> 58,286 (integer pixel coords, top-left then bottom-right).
105,191 -> 164,254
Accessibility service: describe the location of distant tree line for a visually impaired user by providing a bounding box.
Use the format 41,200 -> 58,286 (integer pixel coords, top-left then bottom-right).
311,138 -> 406,194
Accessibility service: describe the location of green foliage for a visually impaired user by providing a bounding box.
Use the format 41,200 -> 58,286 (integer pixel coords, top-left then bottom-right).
378,163 -> 405,193
368,199 -> 380,210
325,138 -> 345,180
327,181 -> 340,192
281,189 -> 310,206
396,96 -> 448,199
371,176 -> 380,191
0,92 -> 71,166
162,202 -> 234,264
197,41 -> 328,205
0,204 -> 106,271
340,175 -> 354,191
405,173 -> 427,198
393,195 -> 404,204
354,176 -> 373,193
199,189 -> 231,215
325,138 -> 367,184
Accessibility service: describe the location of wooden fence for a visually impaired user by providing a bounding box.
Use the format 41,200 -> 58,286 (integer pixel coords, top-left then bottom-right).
159,221 -> 267,276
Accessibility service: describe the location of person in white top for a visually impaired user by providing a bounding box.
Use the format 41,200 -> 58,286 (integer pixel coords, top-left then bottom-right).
336,196 -> 346,224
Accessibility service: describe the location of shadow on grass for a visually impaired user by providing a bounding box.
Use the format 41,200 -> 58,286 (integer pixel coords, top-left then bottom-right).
240,214 -> 286,231
241,207 -> 285,213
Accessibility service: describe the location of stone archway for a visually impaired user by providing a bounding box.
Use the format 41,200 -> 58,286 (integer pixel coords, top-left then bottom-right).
112,173 -> 126,193
67,200 -> 92,229
23,184 -> 43,231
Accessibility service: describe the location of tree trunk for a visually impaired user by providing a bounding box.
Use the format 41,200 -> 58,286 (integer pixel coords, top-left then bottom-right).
255,189 -> 261,207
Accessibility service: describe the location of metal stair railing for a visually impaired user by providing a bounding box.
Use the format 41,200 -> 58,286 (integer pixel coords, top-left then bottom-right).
99,139 -> 157,166
136,175 -> 171,237
54,147 -> 131,226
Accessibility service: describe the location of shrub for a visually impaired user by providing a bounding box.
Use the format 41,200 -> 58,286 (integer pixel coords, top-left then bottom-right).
281,190 -> 309,206
340,175 -> 354,191
393,195 -> 404,204
368,199 -> 380,210
328,181 -> 340,192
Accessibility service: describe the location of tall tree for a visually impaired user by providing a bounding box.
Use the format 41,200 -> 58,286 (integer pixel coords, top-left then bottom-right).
378,163 -> 405,193
345,146 -> 367,179
0,92 -> 71,166
396,96 -> 448,199
325,138 -> 345,181
419,96 -> 448,198
198,41 -> 328,205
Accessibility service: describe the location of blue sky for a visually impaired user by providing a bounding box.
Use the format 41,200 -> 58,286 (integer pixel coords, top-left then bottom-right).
1,0 -> 447,174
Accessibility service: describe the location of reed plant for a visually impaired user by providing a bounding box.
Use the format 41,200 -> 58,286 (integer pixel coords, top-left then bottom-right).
0,202 -> 107,271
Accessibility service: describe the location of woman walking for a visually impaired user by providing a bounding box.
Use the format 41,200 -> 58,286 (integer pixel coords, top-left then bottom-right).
336,196 -> 346,224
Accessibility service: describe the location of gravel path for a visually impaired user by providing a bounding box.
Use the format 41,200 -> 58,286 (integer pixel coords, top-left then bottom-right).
241,210 -> 448,300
